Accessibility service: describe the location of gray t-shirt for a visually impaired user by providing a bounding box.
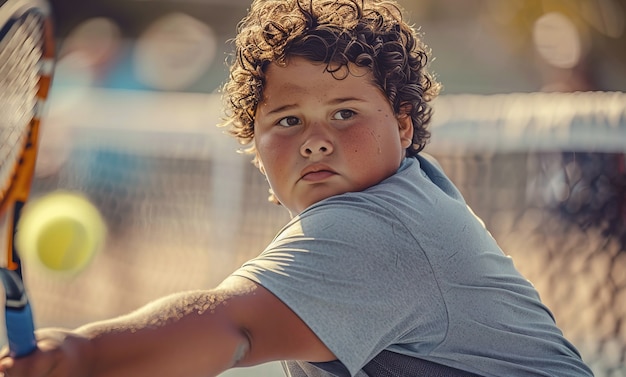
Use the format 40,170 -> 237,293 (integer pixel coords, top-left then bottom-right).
233,155 -> 592,377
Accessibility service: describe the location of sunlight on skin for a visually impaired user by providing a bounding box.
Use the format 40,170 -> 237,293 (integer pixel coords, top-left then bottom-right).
77,284 -> 257,335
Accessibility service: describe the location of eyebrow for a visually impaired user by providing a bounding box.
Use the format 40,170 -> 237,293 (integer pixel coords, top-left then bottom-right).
265,97 -> 367,116
265,104 -> 297,116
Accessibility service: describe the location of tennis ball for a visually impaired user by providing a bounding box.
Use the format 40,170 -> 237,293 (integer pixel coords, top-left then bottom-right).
16,191 -> 106,274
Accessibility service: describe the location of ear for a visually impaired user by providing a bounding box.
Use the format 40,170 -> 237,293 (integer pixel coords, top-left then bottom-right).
397,102 -> 414,149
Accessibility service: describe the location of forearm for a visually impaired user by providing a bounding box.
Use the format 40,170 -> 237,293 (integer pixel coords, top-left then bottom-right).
0,278 -> 331,377
75,290 -> 250,377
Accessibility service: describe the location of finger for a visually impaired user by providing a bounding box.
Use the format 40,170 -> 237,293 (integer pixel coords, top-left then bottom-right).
0,357 -> 14,373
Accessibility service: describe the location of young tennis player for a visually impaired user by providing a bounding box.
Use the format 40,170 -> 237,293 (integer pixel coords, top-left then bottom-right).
0,0 -> 594,376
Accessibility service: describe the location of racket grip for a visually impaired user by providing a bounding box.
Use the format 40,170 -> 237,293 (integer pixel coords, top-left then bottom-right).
5,302 -> 37,357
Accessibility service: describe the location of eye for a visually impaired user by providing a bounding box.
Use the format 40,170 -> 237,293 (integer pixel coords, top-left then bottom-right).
332,109 -> 355,120
277,116 -> 301,127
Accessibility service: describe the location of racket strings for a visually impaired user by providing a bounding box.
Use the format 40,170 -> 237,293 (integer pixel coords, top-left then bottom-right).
0,13 -> 44,199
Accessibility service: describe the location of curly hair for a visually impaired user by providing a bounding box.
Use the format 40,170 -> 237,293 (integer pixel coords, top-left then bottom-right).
221,0 -> 441,158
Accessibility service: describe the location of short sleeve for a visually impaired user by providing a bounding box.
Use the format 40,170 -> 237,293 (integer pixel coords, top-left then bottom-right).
233,195 -> 448,375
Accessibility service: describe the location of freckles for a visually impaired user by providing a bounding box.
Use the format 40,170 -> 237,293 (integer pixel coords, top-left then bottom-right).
368,128 -> 382,154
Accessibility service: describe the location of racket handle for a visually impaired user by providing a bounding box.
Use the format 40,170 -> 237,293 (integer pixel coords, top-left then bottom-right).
5,302 -> 37,357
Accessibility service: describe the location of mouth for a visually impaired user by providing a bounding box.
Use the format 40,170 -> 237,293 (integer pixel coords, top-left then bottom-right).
300,165 -> 337,182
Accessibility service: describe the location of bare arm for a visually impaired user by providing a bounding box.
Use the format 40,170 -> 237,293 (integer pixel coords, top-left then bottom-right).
0,276 -> 335,377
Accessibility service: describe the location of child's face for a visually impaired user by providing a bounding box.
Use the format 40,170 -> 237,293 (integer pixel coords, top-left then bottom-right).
254,57 -> 413,215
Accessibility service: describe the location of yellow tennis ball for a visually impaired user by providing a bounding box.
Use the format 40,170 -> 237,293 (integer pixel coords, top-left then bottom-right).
16,191 -> 106,274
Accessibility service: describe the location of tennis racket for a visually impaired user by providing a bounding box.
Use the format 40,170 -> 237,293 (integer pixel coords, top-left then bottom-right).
0,0 -> 54,358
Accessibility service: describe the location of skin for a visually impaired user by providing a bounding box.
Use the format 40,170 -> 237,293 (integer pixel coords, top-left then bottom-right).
0,57 -> 413,377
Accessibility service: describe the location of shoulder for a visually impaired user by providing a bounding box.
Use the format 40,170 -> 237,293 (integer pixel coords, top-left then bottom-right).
294,189 -> 411,241
275,196 -> 409,254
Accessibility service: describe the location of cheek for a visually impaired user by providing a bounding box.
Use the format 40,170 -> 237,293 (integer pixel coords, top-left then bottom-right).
343,124 -> 402,179
255,133 -> 278,161
255,134 -> 290,177
339,128 -> 379,169
345,123 -> 396,156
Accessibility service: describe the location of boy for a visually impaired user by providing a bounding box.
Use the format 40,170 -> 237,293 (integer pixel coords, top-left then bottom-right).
0,0 -> 594,376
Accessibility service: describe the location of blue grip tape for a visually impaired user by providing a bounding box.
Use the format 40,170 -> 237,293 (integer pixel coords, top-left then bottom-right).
5,302 -> 36,357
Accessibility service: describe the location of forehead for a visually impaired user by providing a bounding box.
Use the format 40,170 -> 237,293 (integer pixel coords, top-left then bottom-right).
261,57 -> 377,98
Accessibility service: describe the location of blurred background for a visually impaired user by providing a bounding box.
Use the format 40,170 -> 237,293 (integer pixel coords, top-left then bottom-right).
47,0 -> 626,94
17,0 -> 626,376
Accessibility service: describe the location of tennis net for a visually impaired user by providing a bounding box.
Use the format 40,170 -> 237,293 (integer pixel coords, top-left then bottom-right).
19,89 -> 626,376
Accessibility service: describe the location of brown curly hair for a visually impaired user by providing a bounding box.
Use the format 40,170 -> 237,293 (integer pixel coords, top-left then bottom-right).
221,0 -> 441,158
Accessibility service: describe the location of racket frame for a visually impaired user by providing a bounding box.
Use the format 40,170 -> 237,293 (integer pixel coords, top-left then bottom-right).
0,0 -> 54,358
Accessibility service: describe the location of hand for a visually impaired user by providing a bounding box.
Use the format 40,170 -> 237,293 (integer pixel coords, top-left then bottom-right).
0,329 -> 93,377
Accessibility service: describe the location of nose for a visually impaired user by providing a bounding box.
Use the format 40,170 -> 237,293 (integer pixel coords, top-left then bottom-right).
300,135 -> 334,158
